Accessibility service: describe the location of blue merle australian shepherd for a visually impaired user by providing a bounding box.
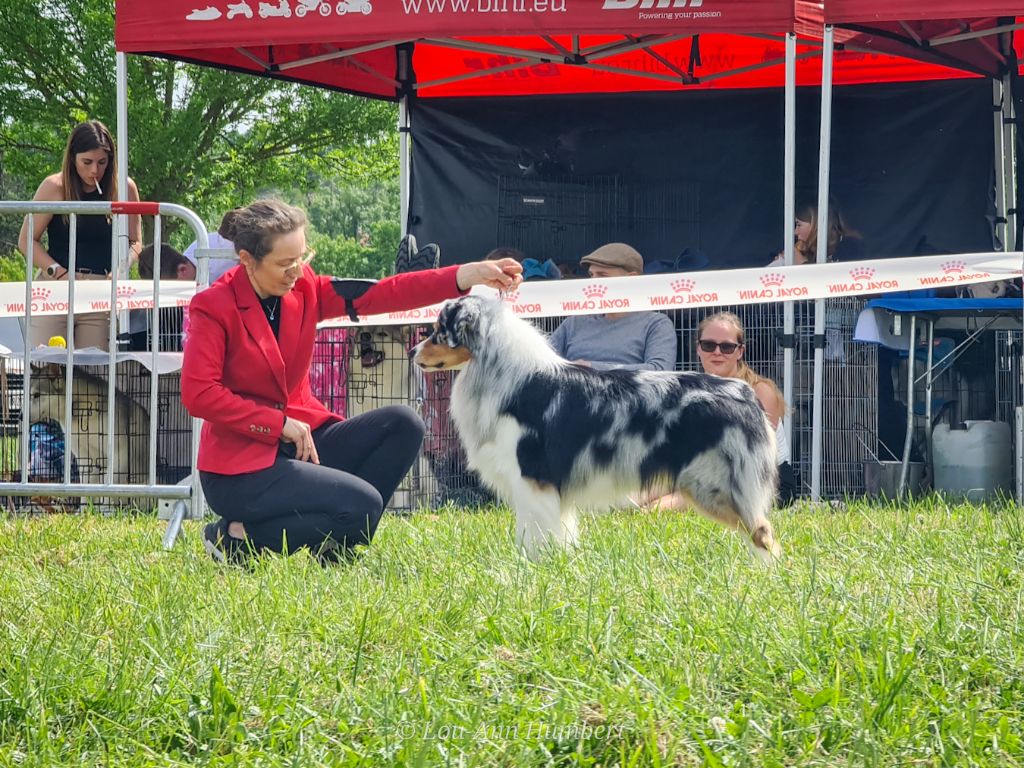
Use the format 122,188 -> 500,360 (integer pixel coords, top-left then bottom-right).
413,296 -> 782,562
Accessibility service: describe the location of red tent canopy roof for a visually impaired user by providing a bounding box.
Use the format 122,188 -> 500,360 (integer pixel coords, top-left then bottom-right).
824,1 -> 1024,24
116,0 -> 795,49
114,0 -> 1022,98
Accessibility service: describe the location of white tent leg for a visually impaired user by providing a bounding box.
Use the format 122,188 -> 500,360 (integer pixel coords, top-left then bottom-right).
811,25 -> 835,502
116,53 -> 129,207
115,52 -> 130,342
783,32 -> 796,457
1003,71 -> 1017,247
399,93 -> 411,236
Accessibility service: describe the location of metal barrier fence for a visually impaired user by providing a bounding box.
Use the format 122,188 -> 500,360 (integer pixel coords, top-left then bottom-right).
0,200 -> 208,547
1,207 -> 1015,521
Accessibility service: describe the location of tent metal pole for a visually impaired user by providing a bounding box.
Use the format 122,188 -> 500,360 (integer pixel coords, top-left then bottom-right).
811,25 -> 835,502
995,78 -> 1007,249
116,51 -> 129,281
116,53 -> 128,206
783,32 -> 796,458
398,46 -> 411,237
1003,70 -> 1017,246
399,95 -> 410,236
115,50 -> 130,353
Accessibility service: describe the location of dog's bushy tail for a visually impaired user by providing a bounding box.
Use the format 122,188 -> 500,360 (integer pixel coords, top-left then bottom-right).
727,417 -> 781,559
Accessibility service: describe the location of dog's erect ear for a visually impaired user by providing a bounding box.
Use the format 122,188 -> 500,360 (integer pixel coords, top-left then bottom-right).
437,297 -> 485,349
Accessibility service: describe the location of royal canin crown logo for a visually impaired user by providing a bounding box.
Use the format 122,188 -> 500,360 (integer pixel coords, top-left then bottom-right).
503,290 -> 520,303
582,284 -> 608,299
759,273 -> 785,288
671,278 -> 695,293
849,267 -> 875,281
941,260 -> 966,274
116,285 -> 137,298
603,0 -> 704,9
32,287 -> 52,301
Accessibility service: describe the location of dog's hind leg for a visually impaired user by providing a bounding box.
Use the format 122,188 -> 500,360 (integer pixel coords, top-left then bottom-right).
511,480 -> 572,560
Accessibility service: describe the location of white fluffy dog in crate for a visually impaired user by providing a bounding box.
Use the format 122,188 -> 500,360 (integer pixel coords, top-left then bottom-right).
28,363 -> 150,488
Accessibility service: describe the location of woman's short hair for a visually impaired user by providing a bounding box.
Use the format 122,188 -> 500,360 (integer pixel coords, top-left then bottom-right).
218,200 -> 307,261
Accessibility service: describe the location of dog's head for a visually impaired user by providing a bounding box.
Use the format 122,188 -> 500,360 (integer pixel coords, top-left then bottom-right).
413,296 -> 494,372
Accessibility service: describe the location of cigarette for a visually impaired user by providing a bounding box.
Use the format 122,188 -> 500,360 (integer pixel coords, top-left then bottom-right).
95,178 -> 102,195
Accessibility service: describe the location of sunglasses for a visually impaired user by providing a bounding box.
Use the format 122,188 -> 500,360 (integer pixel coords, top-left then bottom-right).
697,339 -> 741,354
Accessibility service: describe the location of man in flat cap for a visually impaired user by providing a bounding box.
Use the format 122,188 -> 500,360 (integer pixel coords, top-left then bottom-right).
548,243 -> 677,371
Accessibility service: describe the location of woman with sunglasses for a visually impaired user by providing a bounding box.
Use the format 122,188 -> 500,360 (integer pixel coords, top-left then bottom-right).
695,311 -> 796,505
181,199 -> 523,564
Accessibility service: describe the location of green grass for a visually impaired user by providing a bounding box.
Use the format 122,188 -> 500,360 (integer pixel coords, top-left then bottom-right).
1,499 -> 1022,766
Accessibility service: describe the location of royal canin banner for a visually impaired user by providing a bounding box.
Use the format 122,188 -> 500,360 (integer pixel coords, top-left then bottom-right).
1,253 -> 1018,323
0,281 -> 194,319
116,0 -> 794,50
320,252 -> 1022,327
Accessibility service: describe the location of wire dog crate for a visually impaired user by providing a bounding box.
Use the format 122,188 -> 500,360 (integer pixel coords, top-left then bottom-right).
2,359 -> 191,512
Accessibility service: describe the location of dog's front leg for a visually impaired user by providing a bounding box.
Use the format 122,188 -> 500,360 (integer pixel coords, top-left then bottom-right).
510,480 -> 567,561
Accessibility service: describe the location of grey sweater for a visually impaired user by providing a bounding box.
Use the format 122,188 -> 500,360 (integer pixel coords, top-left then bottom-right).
547,312 -> 677,371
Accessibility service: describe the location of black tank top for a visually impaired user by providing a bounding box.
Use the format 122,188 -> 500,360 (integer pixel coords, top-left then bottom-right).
45,188 -> 113,274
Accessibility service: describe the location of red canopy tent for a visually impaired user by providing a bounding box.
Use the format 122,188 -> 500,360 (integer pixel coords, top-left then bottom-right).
114,1 -> 1021,98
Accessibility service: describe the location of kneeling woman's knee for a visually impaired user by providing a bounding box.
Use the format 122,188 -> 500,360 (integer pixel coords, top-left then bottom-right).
390,404 -> 426,441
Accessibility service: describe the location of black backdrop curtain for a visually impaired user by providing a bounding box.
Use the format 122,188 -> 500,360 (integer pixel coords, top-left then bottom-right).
409,79 -> 994,269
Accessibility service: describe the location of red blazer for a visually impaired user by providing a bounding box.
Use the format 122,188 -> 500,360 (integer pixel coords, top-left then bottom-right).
181,263 -> 464,475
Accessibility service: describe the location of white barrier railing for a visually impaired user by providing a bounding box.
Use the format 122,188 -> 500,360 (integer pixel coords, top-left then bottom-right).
0,200 -> 209,548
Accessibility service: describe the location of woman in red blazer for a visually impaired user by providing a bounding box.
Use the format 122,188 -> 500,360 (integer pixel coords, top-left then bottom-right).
181,199 -> 521,564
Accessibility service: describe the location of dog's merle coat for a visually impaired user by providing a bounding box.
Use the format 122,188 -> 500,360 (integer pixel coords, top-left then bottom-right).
414,296 -> 781,560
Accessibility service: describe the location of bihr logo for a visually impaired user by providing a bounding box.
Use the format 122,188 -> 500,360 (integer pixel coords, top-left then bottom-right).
603,0 -> 721,21
650,277 -> 719,307
826,266 -> 899,295
603,0 -> 703,8
560,282 -> 630,312
919,259 -> 992,287
738,271 -> 808,301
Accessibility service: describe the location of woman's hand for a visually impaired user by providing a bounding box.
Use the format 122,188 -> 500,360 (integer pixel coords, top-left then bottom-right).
455,258 -> 523,292
280,417 -> 320,464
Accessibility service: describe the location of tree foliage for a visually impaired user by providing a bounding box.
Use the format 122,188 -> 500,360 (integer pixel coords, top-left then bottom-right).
0,0 -> 399,247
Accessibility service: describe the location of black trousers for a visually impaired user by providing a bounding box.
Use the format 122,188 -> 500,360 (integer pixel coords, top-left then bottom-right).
200,406 -> 425,555
778,460 -> 797,507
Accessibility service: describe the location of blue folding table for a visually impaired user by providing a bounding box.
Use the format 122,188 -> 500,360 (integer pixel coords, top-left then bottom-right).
854,297 -> 1023,495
